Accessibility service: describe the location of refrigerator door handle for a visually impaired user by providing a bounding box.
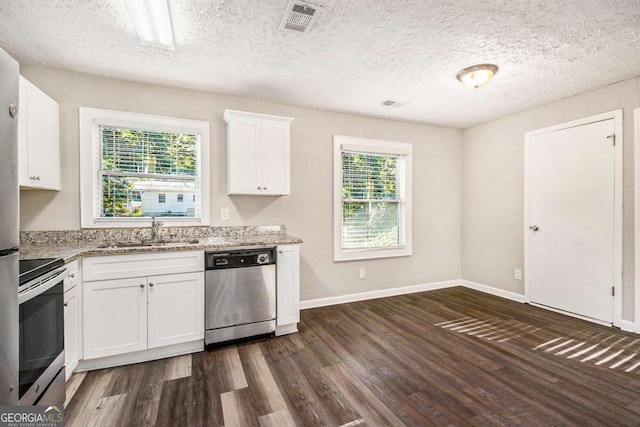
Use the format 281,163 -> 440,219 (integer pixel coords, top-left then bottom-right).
0,247 -> 19,257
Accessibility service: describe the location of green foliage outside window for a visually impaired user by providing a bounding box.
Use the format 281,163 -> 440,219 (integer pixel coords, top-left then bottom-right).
100,127 -> 197,218
342,152 -> 401,248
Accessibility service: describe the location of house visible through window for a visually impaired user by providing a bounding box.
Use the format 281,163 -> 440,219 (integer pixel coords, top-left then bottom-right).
334,135 -> 412,261
79,107 -> 210,228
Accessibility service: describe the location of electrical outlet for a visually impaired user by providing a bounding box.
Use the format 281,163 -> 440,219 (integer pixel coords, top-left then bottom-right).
515,269 -> 522,280
221,208 -> 229,221
359,268 -> 366,279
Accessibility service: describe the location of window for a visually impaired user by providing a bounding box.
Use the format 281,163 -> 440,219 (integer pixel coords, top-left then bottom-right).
79,107 -> 210,228
333,135 -> 412,261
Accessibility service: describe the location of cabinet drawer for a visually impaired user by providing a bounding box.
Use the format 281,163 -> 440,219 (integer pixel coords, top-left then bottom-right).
64,260 -> 80,292
83,251 -> 204,282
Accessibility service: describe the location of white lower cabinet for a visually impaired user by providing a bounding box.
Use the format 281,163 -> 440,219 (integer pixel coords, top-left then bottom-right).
63,285 -> 79,380
63,260 -> 81,380
82,251 -> 204,362
276,244 -> 300,334
147,272 -> 205,349
83,277 -> 148,360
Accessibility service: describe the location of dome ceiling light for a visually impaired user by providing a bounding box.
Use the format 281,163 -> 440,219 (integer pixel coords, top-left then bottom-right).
456,64 -> 499,89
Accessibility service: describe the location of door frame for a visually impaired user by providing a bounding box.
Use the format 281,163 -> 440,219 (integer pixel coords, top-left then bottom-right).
524,109 -> 623,327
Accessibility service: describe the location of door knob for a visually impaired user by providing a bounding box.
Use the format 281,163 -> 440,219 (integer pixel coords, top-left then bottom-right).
529,225 -> 539,231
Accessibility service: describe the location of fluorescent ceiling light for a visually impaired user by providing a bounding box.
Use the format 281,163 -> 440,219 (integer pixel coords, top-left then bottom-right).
125,0 -> 175,51
456,64 -> 499,89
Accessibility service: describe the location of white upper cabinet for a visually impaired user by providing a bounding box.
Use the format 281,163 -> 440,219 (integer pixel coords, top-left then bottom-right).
224,109 -> 293,195
18,76 -> 60,190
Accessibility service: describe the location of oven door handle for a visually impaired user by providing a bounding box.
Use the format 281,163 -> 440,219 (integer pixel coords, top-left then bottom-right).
18,267 -> 69,304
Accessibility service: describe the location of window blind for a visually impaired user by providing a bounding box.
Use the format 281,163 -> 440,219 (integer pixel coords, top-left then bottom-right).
98,126 -> 199,218
341,151 -> 403,249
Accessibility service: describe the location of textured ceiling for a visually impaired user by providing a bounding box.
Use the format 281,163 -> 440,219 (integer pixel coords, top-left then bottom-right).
1,0 -> 639,128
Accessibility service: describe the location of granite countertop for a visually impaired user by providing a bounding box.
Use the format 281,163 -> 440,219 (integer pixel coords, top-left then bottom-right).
20,234 -> 303,264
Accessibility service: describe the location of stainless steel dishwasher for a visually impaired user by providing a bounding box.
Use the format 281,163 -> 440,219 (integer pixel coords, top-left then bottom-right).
204,248 -> 276,345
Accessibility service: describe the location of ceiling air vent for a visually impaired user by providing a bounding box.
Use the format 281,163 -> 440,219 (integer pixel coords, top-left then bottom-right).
279,0 -> 322,33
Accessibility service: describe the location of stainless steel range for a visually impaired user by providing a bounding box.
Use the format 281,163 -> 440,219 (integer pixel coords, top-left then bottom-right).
204,248 -> 276,345
18,258 -> 68,406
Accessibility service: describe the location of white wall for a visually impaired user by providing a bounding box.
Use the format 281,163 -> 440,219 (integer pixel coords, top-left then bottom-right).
19,65 -> 463,302
462,75 -> 640,321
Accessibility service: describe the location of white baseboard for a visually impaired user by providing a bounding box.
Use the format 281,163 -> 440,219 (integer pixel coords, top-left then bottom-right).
300,279 -> 460,310
618,319 -> 636,333
275,324 -> 298,336
461,280 -> 526,303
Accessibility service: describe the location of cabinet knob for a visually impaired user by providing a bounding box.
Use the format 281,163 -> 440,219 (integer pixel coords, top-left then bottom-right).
140,284 -> 145,288
36,176 -> 41,181
263,186 -> 267,190
257,186 -> 262,190
279,250 -> 283,254
63,302 -> 68,307
69,273 -> 75,278
149,283 -> 154,287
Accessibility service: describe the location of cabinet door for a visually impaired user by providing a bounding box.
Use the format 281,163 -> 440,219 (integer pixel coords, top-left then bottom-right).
83,277 -> 148,359
276,245 -> 300,326
63,286 -> 79,380
18,77 -> 60,190
147,272 -> 204,349
261,120 -> 290,195
26,81 -> 60,190
227,117 -> 262,194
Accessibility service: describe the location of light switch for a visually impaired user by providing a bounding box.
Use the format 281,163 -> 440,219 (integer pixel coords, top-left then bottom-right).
221,208 -> 229,221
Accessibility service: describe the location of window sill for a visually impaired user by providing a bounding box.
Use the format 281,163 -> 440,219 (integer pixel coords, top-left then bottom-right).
333,246 -> 411,262
86,217 -> 209,229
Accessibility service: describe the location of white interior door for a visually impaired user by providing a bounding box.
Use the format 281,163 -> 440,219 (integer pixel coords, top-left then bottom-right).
528,119 -> 615,323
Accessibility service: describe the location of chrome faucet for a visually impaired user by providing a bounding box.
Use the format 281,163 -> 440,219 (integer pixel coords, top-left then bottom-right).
151,216 -> 163,241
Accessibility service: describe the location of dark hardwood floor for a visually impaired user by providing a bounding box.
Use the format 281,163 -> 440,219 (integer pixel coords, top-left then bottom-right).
65,286 -> 640,426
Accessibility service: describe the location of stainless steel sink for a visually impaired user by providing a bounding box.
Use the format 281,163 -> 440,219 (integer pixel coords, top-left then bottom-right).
155,239 -> 201,245
97,239 -> 200,249
97,241 -> 154,249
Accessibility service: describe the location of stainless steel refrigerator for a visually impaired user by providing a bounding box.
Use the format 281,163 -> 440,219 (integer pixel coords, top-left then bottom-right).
0,46 -> 20,406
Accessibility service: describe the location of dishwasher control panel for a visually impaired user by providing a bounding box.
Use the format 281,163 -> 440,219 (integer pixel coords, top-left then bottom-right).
205,248 -> 276,270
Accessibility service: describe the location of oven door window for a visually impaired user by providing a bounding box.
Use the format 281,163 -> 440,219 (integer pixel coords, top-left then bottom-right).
19,282 -> 64,399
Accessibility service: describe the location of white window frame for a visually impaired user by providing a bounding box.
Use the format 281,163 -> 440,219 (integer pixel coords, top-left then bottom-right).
333,135 -> 412,262
79,107 -> 210,228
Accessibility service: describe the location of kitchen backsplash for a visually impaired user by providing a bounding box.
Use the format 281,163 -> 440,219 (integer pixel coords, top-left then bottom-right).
20,225 -> 285,244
